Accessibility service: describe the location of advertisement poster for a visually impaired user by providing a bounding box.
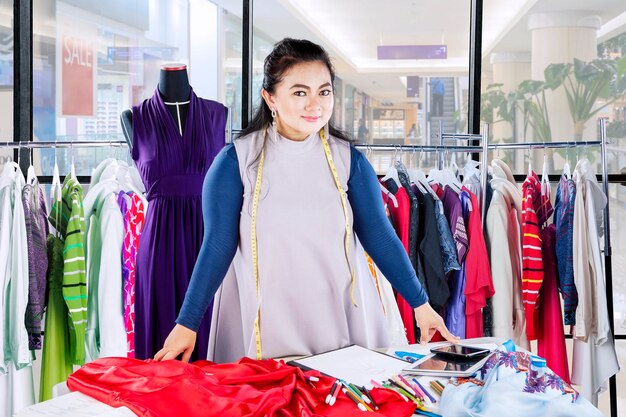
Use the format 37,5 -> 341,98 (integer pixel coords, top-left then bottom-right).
57,14 -> 96,117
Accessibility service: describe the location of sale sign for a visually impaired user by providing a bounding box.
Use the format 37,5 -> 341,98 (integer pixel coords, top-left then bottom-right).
61,35 -> 95,116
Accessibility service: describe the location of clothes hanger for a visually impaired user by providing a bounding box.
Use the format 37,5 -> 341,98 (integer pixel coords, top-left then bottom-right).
380,145 -> 401,187
527,147 -> 533,177
70,141 -> 76,179
563,146 -> 571,180
408,147 -> 429,195
541,147 -> 550,198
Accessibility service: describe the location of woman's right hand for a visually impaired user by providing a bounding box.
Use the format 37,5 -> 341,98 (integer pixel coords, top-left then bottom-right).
153,324 -> 197,362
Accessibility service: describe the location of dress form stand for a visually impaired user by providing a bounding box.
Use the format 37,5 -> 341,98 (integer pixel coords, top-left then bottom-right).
121,64 -> 191,147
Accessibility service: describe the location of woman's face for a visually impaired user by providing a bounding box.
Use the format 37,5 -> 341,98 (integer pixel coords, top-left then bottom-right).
262,61 -> 334,141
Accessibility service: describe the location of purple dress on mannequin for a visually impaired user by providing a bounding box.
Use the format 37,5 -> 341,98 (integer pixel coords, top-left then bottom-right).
132,88 -> 226,360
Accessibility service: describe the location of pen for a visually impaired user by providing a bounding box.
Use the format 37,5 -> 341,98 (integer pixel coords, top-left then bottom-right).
360,386 -> 379,410
370,379 -> 384,388
342,388 -> 373,412
382,383 -> 409,402
429,381 -> 443,396
348,382 -> 372,404
339,380 -> 370,405
325,380 -> 339,405
413,378 -> 436,403
398,375 -> 419,397
385,382 -> 422,405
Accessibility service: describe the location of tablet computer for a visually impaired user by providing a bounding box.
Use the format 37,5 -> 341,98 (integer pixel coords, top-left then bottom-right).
430,344 -> 491,360
402,351 -> 493,377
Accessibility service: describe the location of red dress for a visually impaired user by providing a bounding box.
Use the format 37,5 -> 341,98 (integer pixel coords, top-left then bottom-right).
67,357 -> 416,417
463,188 -> 495,338
537,224 -> 570,383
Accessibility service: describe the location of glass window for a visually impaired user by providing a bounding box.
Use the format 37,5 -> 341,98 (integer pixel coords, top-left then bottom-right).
251,0 -> 472,164
32,0 -> 241,175
481,2 -> 626,175
0,0 -> 13,169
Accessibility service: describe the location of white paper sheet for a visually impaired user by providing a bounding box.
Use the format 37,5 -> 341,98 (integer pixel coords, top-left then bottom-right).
291,344 -> 409,388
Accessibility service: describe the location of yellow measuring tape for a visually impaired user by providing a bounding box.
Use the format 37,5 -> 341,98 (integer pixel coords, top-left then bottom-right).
250,127 -> 356,360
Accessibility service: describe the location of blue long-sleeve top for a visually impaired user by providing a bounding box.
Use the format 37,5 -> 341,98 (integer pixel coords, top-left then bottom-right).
177,143 -> 428,331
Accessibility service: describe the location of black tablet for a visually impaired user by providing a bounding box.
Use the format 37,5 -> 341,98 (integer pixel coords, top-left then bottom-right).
430,344 -> 491,360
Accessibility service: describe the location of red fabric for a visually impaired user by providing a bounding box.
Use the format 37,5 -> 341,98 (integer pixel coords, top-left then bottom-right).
521,173 -> 543,340
431,183 -> 445,199
382,185 -> 416,344
537,225 -> 571,384
67,357 -> 416,417
462,188 -> 494,339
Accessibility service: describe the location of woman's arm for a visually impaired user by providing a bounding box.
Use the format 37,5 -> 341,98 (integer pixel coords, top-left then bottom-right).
347,147 -> 459,344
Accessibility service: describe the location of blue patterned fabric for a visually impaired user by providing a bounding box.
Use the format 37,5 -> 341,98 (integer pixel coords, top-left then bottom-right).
439,345 -> 602,417
553,175 -> 578,325
435,199 -> 461,275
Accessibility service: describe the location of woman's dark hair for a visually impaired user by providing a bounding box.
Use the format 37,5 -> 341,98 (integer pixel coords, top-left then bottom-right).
237,38 -> 352,143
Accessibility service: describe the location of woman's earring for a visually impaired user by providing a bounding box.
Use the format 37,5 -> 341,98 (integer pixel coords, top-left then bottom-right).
271,108 -> 278,142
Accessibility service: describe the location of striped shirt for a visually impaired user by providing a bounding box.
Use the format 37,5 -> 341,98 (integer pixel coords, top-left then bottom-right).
521,172 -> 543,341
49,175 -> 87,365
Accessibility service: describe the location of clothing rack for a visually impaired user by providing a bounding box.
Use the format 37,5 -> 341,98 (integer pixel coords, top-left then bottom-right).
358,120 -> 616,417
485,120 -> 615,417
0,140 -> 128,148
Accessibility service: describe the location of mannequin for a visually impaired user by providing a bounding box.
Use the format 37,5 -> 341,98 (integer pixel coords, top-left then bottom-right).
121,64 -> 191,147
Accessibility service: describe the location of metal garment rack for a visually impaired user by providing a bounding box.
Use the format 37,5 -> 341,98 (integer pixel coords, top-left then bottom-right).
486,120 -> 616,417
358,120 -> 616,417
0,140 -> 128,149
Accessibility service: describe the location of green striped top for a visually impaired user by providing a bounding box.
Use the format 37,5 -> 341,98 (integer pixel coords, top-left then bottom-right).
49,175 -> 87,365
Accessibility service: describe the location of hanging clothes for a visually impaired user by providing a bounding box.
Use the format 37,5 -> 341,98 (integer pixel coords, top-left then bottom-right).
132,88 -> 226,360
413,187 -> 449,310
485,160 -> 528,348
462,188 -> 494,339
554,174 -> 578,325
394,165 -> 423,288
521,172 -> 543,341
433,198 -> 461,276
22,178 -> 49,350
537,224 -> 570,384
118,192 -> 146,358
571,159 -> 620,406
84,179 -> 126,360
0,162 -> 35,415
442,186 -> 468,339
382,179 -> 417,344
48,175 -> 87,365
39,235 -> 74,402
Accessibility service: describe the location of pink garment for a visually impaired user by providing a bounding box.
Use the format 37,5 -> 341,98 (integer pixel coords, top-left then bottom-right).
119,192 -> 146,358
538,224 -> 570,383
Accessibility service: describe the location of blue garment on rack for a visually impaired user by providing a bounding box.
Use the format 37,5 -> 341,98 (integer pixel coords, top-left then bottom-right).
554,175 -> 578,325
434,199 -> 461,275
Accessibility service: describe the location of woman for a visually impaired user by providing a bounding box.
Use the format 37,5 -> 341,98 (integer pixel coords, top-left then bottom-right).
155,38 -> 458,363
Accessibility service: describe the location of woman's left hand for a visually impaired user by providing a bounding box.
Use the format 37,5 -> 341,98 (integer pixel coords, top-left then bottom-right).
413,303 -> 461,345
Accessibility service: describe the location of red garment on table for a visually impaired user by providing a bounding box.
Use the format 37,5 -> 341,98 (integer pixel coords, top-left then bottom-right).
537,224 -> 571,384
463,188 -> 494,338
67,357 -> 416,417
382,184 -> 416,344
